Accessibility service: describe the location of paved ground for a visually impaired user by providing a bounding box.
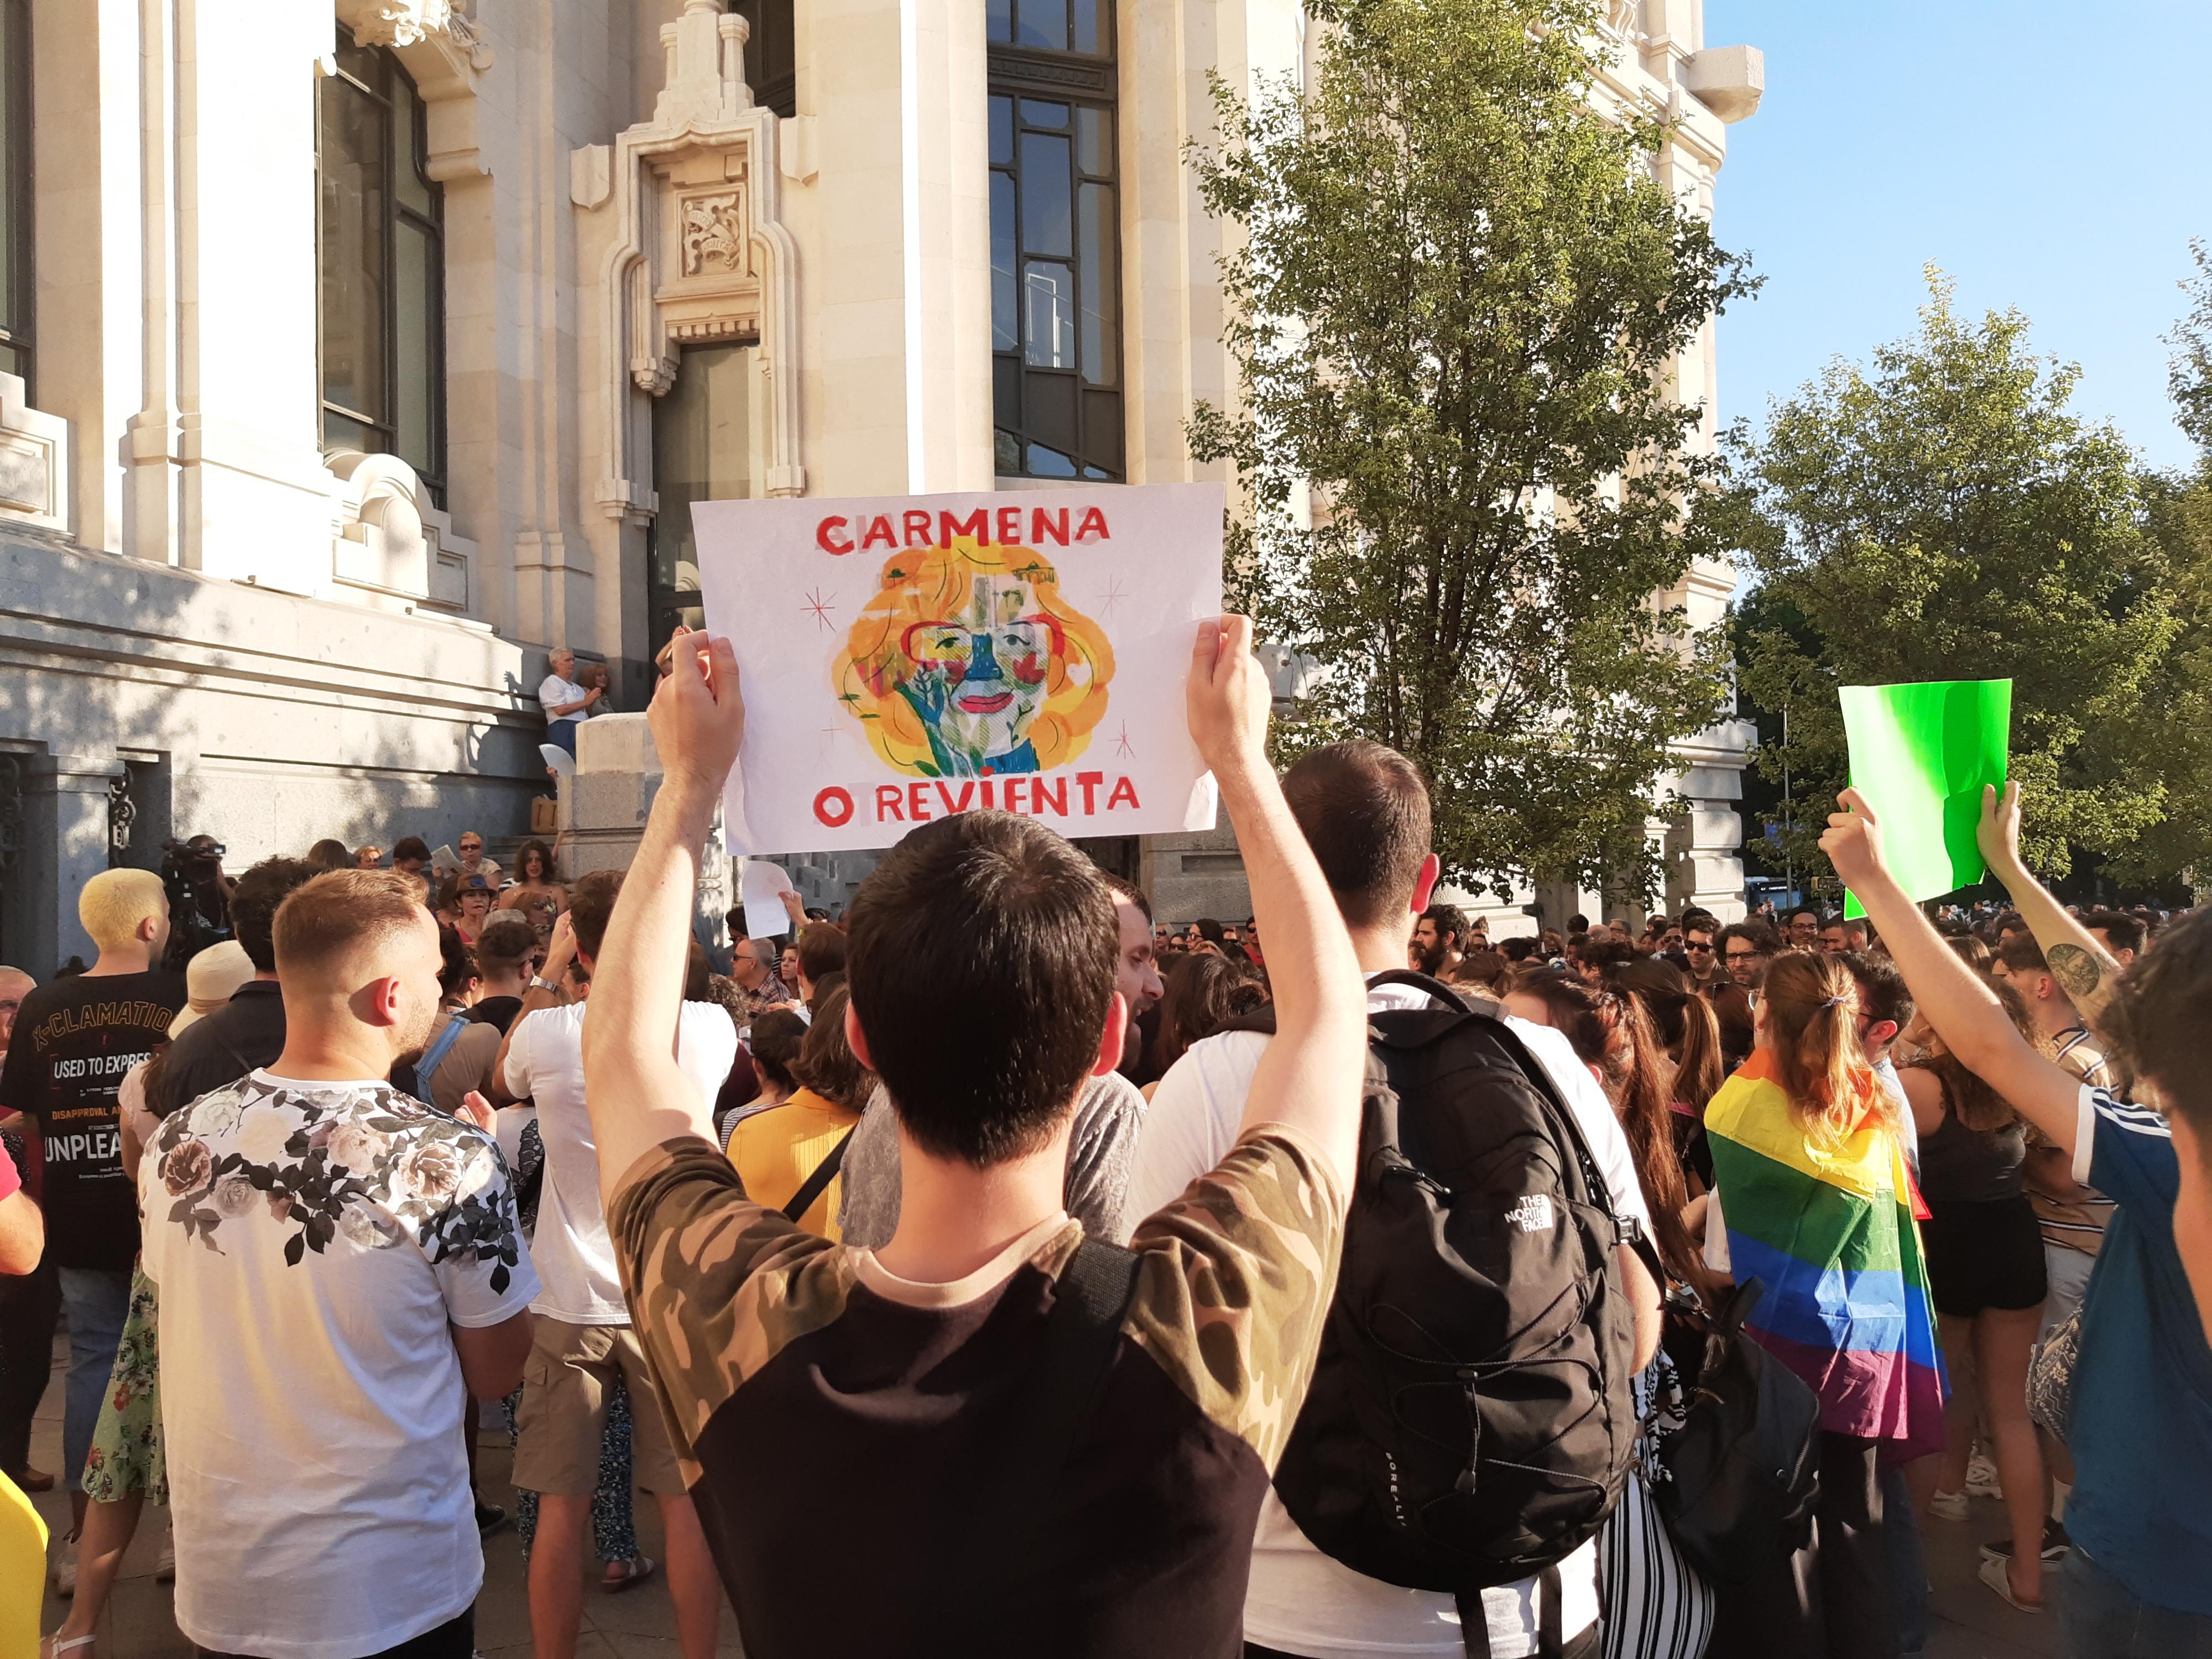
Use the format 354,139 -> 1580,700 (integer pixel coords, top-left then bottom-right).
25,1323 -> 2056,1658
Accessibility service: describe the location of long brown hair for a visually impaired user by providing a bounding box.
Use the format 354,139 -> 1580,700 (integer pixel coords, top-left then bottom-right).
790,986 -> 875,1113
1762,951 -> 1882,1145
1510,968 -> 1704,1289
1157,952 -> 1269,1074
1609,956 -> 1726,1116
515,838 -> 556,885
1912,973 -> 2044,1134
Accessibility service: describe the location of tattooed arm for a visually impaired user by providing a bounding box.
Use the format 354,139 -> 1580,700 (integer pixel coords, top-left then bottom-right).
1976,783 -> 2126,1038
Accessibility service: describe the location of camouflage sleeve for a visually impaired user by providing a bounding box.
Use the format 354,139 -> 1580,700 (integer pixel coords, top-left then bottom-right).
608,1139 -> 851,1457
1120,1123 -> 1347,1472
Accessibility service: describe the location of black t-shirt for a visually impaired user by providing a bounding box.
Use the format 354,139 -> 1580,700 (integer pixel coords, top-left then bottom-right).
0,969 -> 185,1269
467,996 -> 524,1036
155,982 -> 288,1119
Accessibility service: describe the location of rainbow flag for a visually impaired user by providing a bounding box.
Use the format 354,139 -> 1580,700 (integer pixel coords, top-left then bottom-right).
1705,1051 -> 1947,1456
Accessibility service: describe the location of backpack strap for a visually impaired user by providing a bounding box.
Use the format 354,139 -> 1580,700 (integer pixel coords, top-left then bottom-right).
411,1011 -> 471,1105
780,1126 -> 855,1225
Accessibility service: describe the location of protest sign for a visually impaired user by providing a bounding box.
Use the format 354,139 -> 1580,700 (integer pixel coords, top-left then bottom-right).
692,484 -> 1225,855
1838,679 -> 2012,919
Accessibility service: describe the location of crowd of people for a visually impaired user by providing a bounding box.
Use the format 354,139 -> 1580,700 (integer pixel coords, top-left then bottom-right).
0,619 -> 2205,1659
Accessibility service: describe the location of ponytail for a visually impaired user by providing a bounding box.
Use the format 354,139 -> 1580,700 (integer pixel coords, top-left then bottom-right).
1763,952 -> 1880,1145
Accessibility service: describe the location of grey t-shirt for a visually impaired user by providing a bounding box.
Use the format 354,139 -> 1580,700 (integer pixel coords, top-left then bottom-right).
835,1070 -> 1146,1249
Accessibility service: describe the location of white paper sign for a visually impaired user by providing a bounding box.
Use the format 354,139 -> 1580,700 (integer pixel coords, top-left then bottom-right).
737,859 -> 799,942
692,485 -> 1225,855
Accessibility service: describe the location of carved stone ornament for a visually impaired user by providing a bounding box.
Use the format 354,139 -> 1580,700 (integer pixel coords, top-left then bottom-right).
333,1 -> 494,176
583,0 -> 805,516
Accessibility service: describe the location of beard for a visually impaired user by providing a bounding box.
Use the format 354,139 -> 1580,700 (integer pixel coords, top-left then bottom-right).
1413,940 -> 1449,975
392,996 -> 444,1073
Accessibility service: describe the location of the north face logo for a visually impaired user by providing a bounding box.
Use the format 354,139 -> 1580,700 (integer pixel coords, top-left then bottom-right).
1505,1194 -> 1554,1233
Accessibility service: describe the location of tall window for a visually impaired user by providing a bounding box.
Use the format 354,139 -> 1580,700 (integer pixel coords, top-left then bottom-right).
988,0 -> 1122,480
731,0 -> 796,119
650,344 -> 755,654
317,29 -> 446,504
0,0 -> 32,393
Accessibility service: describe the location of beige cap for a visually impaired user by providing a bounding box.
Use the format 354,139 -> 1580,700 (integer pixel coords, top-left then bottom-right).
169,940 -> 256,1038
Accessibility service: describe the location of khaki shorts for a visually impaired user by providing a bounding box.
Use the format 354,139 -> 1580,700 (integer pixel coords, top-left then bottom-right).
512,1317 -> 685,1497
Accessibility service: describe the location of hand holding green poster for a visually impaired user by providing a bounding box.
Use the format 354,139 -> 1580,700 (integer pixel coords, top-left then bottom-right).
1837,680 -> 2012,920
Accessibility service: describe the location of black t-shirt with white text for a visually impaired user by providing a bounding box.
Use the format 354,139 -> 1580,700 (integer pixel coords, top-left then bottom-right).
0,969 -> 184,1269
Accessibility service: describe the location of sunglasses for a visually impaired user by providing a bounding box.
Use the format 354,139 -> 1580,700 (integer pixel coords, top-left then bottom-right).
1683,940 -> 1714,953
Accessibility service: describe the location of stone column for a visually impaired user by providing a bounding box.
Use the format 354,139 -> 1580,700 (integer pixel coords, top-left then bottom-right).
171,2 -> 342,591
32,0 -> 149,554
799,0 -> 993,494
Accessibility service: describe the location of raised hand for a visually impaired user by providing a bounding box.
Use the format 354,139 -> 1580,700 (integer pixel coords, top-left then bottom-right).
1978,781 -> 2025,878
649,627 -> 745,799
1185,614 -> 1269,779
1819,787 -> 1888,891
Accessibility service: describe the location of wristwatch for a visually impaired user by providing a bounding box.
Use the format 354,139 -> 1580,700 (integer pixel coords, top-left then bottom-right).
529,975 -> 560,993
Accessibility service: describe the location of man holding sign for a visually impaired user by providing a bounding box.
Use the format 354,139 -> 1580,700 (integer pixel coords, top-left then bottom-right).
585,618 -> 1368,1655
692,486 -> 1225,855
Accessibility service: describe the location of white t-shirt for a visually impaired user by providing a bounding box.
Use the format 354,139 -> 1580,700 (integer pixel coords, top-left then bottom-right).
504,999 -> 737,1323
1126,980 -> 1653,1659
140,1071 -> 540,1659
540,672 -> 589,726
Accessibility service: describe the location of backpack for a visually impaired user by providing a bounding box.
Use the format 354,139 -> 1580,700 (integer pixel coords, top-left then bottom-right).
1245,972 -> 1650,1647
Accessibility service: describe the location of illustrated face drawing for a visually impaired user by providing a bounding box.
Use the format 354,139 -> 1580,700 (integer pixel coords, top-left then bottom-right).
836,540 -> 1113,778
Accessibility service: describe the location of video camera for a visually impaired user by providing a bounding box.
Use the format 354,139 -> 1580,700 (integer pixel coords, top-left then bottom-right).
160,835 -> 234,971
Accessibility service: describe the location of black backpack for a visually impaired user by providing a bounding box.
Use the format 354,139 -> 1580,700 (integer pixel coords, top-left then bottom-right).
1251,972 -> 1651,1653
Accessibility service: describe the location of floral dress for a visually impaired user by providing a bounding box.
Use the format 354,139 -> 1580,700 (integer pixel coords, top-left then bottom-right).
82,1062 -> 165,1504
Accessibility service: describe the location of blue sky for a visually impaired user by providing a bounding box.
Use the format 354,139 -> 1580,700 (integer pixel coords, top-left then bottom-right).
1702,0 -> 2212,474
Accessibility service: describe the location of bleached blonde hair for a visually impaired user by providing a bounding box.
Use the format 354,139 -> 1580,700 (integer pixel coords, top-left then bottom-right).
79,868 -> 168,952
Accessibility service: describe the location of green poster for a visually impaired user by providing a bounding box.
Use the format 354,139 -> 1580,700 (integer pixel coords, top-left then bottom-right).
1837,680 -> 2012,919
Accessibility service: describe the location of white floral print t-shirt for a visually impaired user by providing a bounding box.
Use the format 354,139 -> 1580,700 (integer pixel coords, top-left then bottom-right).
140,1071 -> 540,1659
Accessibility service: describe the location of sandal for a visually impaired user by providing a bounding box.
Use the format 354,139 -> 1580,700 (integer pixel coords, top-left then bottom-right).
43,1636 -> 97,1659
601,1554 -> 658,1594
1978,1554 -> 2043,1614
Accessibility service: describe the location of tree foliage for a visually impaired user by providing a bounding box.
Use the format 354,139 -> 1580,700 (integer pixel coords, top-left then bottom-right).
1726,271 -> 2175,882
1186,0 -> 1751,899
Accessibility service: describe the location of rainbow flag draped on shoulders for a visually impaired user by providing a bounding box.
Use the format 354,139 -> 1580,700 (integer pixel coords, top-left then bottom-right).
1705,1050 -> 1947,1457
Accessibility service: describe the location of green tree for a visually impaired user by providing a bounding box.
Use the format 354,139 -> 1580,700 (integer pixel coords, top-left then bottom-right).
1727,270 -> 2175,883
2118,248 -> 2212,888
1186,0 -> 1751,900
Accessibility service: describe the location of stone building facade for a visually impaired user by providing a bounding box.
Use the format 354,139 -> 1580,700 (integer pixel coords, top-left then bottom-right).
0,0 -> 1758,970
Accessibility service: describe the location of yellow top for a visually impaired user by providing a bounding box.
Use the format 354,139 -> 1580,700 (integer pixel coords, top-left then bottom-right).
726,1087 -> 862,1240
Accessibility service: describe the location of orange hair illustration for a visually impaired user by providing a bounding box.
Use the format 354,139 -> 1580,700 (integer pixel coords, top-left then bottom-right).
832,540 -> 1113,779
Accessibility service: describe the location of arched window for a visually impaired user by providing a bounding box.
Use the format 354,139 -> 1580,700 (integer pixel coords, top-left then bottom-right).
317,28 -> 446,505
988,0 -> 1122,480
0,0 -> 32,394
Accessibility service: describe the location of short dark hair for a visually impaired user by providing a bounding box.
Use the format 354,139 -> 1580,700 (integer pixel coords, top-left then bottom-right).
1841,949 -> 1913,1034
1419,903 -> 1469,948
392,836 -> 431,864
1498,936 -> 1536,963
846,810 -> 1116,1167
2085,910 -> 2147,954
475,918 -> 539,977
1994,931 -> 2049,975
1278,740 -> 1431,930
567,870 -> 624,959
797,922 -> 847,985
1100,872 -> 1151,923
1679,907 -> 1720,933
228,857 -> 321,972
1719,920 -> 1781,955
2105,909 -> 2212,1133
1785,906 -> 1822,926
747,1009 -> 809,1094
